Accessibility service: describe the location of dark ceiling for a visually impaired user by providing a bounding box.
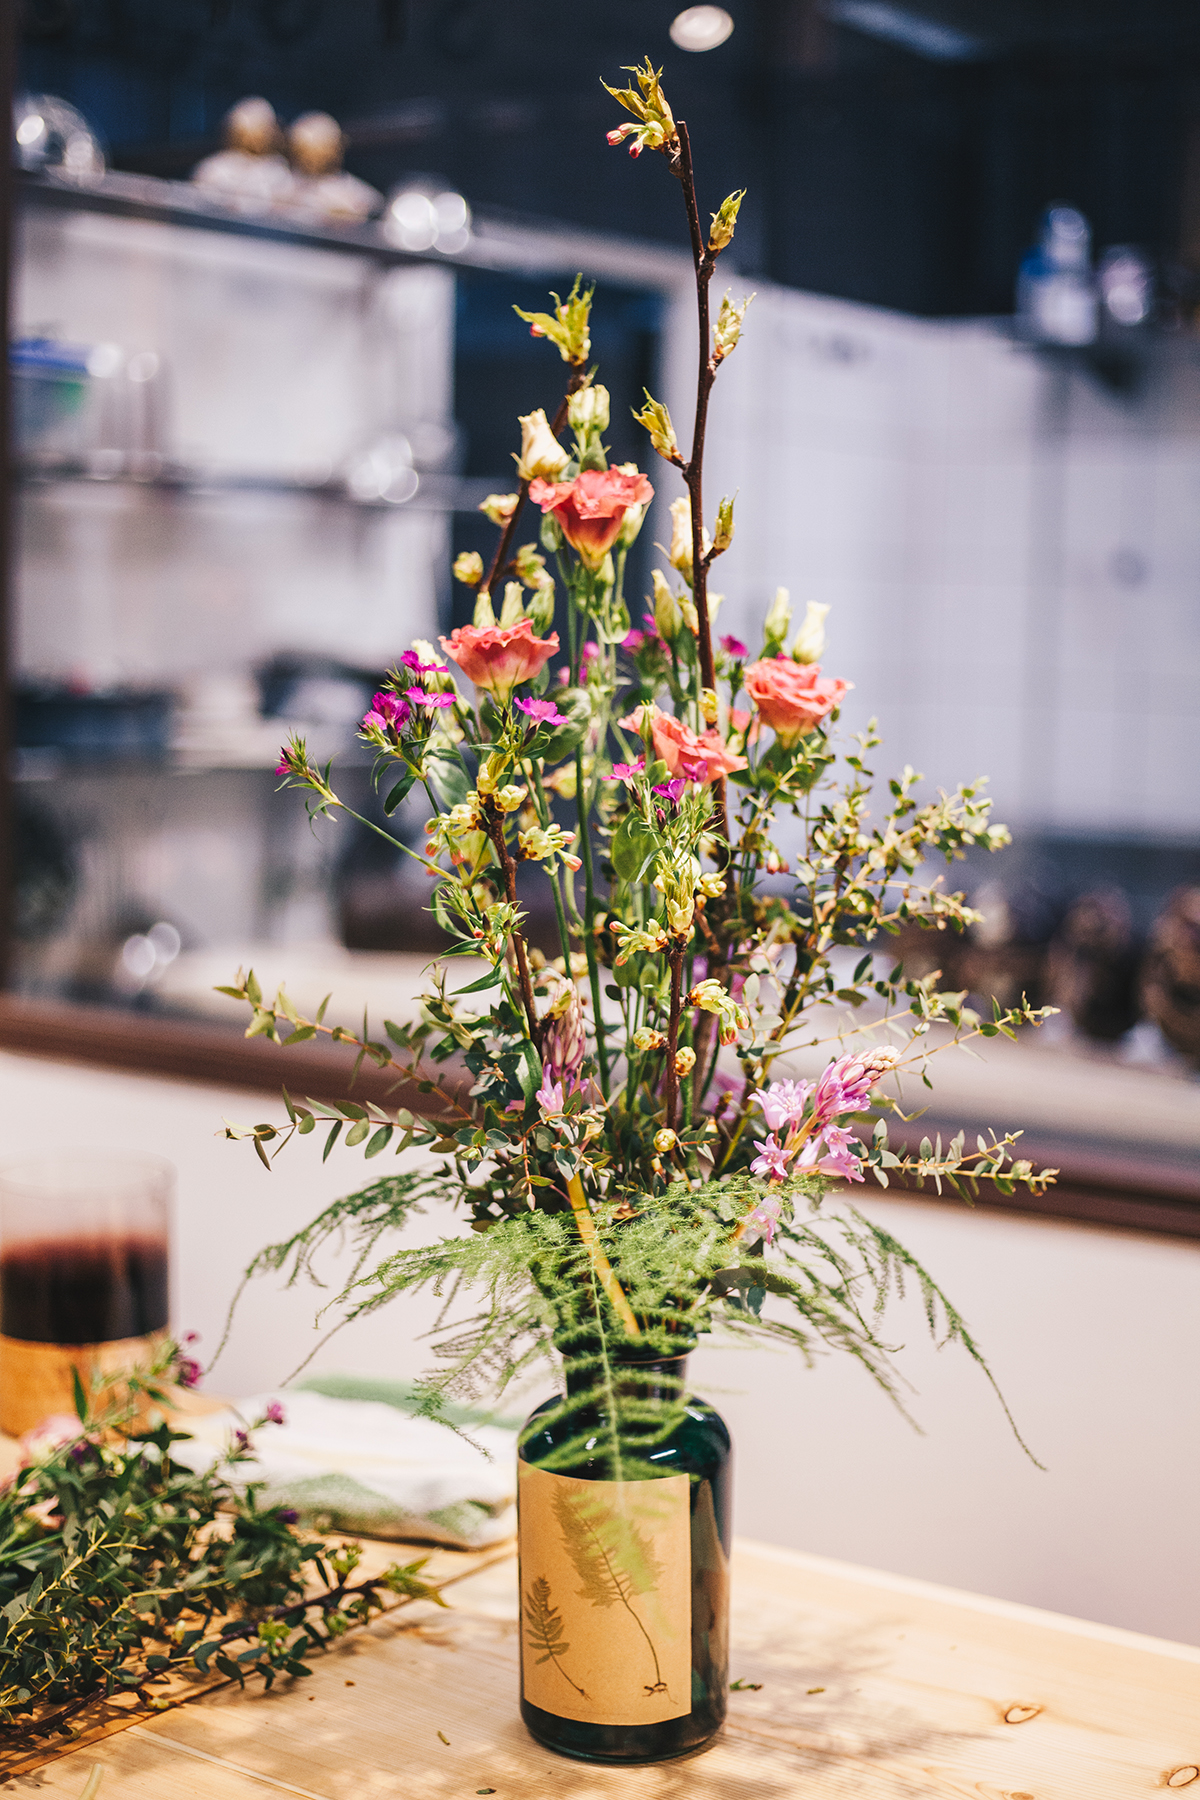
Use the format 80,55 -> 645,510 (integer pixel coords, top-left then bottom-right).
17,0 -> 1200,315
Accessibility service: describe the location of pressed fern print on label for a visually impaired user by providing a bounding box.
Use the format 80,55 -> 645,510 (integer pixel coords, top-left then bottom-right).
518,1462 -> 691,1724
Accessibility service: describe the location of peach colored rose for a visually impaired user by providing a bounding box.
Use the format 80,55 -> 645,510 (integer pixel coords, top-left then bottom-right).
743,657 -> 850,745
648,708 -> 748,785
529,467 -> 654,572
440,619 -> 559,701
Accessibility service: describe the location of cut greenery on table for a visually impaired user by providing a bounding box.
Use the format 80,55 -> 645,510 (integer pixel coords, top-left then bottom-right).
0,1344 -> 442,1741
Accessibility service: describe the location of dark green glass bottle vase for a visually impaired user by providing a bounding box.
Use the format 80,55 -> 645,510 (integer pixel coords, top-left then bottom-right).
517,1352 -> 731,1763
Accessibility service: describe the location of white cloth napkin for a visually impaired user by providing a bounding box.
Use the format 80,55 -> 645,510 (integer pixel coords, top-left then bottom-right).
172,1389 -> 517,1548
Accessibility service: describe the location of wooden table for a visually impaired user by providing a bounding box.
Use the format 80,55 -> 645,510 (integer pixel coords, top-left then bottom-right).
18,1538 -> 1200,1798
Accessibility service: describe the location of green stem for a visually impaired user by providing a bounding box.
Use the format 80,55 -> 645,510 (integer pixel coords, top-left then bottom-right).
576,740 -> 610,1098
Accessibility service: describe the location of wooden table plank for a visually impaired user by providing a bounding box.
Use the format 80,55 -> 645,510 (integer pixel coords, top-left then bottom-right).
23,1541 -> 1200,1800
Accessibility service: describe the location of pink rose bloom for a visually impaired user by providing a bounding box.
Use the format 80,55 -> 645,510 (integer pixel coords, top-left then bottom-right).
744,658 -> 850,746
529,467 -> 654,572
649,709 -> 748,785
440,619 -> 560,702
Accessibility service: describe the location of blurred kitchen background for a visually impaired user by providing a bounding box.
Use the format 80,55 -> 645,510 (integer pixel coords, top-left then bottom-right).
2,0 -> 1199,1642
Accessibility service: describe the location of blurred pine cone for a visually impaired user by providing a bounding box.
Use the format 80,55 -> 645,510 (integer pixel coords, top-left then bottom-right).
1140,886 -> 1200,1062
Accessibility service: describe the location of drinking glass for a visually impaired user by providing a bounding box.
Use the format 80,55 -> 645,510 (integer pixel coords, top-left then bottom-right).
0,1153 -> 172,1437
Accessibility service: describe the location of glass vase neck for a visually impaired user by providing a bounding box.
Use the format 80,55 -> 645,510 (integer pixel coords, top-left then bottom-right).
563,1352 -> 689,1402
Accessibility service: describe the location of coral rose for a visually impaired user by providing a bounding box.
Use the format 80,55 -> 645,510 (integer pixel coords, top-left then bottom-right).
529,467 -> 654,572
440,619 -> 559,702
648,707 -> 748,785
743,657 -> 850,745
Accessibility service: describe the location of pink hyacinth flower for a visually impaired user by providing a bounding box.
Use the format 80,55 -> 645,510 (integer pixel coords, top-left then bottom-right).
751,1079 -> 811,1134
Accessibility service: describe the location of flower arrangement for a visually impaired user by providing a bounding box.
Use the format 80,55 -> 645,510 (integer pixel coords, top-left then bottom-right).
223,61 -> 1054,1463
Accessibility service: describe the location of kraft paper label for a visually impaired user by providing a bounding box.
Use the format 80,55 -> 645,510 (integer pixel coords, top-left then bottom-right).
518,1460 -> 691,1725
0,1331 -> 165,1439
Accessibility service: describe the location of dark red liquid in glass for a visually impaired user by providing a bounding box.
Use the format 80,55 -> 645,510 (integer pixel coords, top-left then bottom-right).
0,1236 -> 169,1343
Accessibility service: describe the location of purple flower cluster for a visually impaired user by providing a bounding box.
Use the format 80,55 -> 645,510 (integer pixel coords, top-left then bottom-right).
720,633 -> 748,660
622,611 -> 661,654
515,696 -> 567,727
361,650 -> 455,745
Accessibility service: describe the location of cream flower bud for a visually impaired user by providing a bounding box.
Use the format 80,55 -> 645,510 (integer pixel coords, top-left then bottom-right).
473,588 -> 497,628
674,1046 -> 697,1077
568,382 -> 610,435
515,408 -> 569,482
476,750 -> 507,796
791,601 -> 829,665
479,492 -> 518,526
699,686 -> 719,723
499,581 -> 525,627
495,783 -> 528,813
515,542 -> 548,588
653,1127 -> 677,1154
633,1027 -> 666,1052
453,550 -> 484,587
668,496 -> 693,577
652,568 -> 682,641
762,586 -> 792,655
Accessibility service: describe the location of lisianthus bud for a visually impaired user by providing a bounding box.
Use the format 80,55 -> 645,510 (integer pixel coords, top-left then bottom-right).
526,582 -> 555,637
790,601 -> 829,665
652,568 -> 682,641
762,586 -> 792,655
653,1127 -> 678,1154
674,1046 -> 697,1077
613,463 -> 648,548
708,188 -> 745,255
453,550 -> 484,587
713,291 -> 753,362
499,581 -> 525,627
479,492 -> 518,526
568,382 -> 610,435
515,408 -> 570,483
713,495 -> 735,555
699,687 -> 719,724
668,496 -> 693,578
473,588 -> 497,628
632,391 -> 678,463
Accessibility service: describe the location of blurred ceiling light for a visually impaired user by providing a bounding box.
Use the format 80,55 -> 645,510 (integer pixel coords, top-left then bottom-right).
825,0 -> 982,61
345,434 -> 419,505
670,6 -> 734,51
383,182 -> 472,254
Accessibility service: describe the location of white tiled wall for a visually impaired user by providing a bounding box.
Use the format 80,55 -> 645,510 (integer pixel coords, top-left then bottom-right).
659,283 -> 1200,839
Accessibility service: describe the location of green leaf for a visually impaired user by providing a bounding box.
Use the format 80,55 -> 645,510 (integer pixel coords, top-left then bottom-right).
384,769 -> 417,815
344,1120 -> 371,1147
213,984 -> 246,1000
364,1125 -> 393,1158
245,969 -> 262,1006
297,1112 -> 316,1135
72,1368 -> 88,1424
283,1025 -> 317,1045
322,1120 -> 343,1162
315,993 -> 332,1025
425,750 -> 472,811
610,812 -> 658,882
451,966 -> 504,996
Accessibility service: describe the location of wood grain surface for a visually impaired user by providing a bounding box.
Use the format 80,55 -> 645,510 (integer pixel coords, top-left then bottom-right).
19,1539 -> 1200,1799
